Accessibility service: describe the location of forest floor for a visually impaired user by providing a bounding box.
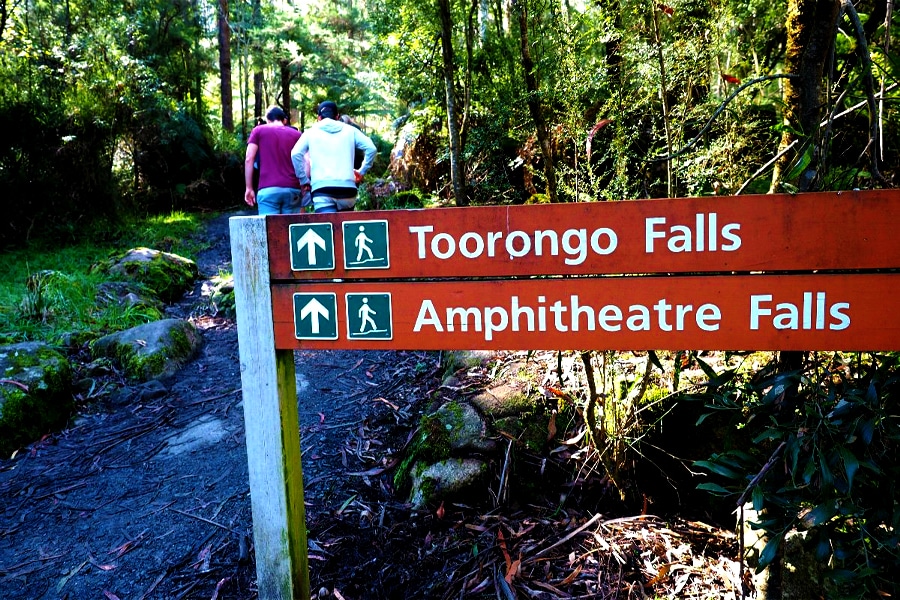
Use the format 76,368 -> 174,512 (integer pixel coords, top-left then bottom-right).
0,211 -> 744,599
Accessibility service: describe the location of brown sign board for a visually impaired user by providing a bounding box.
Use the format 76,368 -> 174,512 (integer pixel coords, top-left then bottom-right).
231,190 -> 900,599
267,190 -> 900,281
272,274 -> 900,351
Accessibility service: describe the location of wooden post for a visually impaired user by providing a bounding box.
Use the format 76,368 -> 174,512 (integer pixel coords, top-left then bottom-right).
230,216 -> 309,600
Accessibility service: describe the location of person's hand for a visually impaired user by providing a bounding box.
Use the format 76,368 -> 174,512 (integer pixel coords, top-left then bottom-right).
353,170 -> 363,185
244,189 -> 257,207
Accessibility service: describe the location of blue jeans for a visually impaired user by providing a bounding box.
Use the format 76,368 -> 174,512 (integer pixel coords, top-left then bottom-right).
257,187 -> 310,215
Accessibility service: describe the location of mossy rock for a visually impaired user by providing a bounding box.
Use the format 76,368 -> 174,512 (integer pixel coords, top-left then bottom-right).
94,247 -> 199,303
0,342 -> 73,456
95,281 -> 164,313
434,401 -> 496,453
469,384 -> 534,418
91,318 -> 202,381
409,458 -> 488,508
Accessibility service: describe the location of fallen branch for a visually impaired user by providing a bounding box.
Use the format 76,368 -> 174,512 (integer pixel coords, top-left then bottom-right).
523,512 -> 604,564
0,378 -> 29,392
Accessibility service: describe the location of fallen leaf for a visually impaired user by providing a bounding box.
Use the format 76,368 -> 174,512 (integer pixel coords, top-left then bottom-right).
210,577 -> 230,600
505,558 -> 520,583
561,563 -> 582,585
646,562 -> 673,586
498,529 -> 512,571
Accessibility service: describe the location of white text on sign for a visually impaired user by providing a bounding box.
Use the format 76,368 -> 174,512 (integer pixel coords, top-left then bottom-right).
408,212 -> 742,266
413,291 -> 850,342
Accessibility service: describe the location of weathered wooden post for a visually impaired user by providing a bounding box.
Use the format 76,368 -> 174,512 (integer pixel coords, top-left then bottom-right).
230,216 -> 309,600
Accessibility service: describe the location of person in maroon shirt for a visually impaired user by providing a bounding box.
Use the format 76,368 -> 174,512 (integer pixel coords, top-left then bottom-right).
243,106 -> 309,215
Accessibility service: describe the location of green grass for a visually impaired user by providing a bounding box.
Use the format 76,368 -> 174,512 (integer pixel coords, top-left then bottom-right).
0,211 -> 212,345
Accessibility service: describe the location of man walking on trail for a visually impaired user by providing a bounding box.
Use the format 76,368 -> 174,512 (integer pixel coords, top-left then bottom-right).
291,100 -> 377,214
244,106 -> 308,215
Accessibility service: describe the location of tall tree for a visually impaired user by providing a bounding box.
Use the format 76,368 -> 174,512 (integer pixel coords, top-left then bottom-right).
0,0 -> 7,43
513,0 -> 557,202
770,0 -> 842,191
438,0 -> 469,205
218,0 -> 234,132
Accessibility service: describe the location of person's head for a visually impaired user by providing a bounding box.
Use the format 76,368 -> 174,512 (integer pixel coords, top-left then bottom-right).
266,106 -> 288,123
317,101 -> 338,120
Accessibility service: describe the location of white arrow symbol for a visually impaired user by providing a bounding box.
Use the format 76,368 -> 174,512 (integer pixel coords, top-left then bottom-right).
296,228 -> 327,265
300,298 -> 330,334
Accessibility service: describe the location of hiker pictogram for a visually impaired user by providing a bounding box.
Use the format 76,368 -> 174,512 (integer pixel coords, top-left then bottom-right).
345,293 -> 392,340
342,220 -> 389,269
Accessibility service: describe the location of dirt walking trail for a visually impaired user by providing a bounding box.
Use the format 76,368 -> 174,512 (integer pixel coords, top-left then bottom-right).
0,211 -> 444,599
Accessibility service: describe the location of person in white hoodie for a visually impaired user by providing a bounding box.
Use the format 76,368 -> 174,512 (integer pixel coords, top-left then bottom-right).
291,100 -> 377,213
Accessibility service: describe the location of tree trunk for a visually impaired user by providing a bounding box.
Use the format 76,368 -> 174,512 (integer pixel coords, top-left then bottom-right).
0,0 -> 7,43
513,0 -> 557,202
279,59 -> 292,119
252,0 -> 263,123
769,0 -> 841,192
438,0 -> 469,206
217,0 -> 234,132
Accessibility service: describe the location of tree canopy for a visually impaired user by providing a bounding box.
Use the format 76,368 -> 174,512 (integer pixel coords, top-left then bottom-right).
1,0 -> 896,247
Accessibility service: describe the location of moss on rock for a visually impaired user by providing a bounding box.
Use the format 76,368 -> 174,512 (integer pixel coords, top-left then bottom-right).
0,342 -> 73,456
91,319 -> 202,381
94,247 -> 199,303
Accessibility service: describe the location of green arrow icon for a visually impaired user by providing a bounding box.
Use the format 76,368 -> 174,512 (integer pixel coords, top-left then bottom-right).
289,223 -> 334,271
293,292 -> 338,339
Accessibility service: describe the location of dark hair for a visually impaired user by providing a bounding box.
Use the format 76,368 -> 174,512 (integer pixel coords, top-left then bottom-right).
266,106 -> 288,122
317,101 -> 338,119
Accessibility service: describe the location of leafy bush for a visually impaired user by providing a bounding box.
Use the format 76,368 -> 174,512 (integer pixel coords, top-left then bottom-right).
692,352 -> 900,598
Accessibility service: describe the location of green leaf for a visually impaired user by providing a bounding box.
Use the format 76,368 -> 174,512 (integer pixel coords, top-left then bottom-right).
785,143 -> 814,181
802,457 -> 817,485
696,482 -> 732,495
695,412 -> 713,426
757,536 -> 781,570
865,380 -> 877,405
753,429 -> 783,443
859,418 -> 876,445
761,383 -> 785,405
694,460 -> 742,480
752,485 -> 764,512
801,501 -> 838,528
838,447 -> 859,490
693,354 -> 718,379
819,453 -> 834,487
647,350 -> 664,372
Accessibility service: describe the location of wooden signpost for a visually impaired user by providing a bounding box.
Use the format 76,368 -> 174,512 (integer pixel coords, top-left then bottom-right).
230,190 -> 900,599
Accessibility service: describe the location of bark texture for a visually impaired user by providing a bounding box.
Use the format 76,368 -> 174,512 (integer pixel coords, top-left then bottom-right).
770,0 -> 841,192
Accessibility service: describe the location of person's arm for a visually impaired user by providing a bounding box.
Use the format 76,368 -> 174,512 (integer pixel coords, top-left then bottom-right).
355,132 -> 377,176
244,143 -> 259,207
291,136 -> 311,187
